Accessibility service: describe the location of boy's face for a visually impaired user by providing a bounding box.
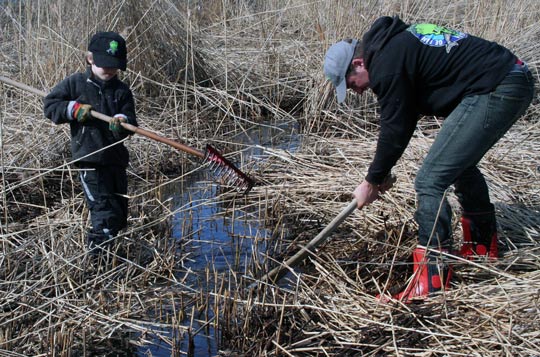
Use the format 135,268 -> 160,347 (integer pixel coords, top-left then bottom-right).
91,62 -> 119,81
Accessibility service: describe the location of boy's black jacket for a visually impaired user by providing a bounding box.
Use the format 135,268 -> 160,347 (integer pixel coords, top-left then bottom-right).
44,67 -> 137,167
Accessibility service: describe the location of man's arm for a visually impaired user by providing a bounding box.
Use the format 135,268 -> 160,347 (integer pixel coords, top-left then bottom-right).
366,73 -> 418,184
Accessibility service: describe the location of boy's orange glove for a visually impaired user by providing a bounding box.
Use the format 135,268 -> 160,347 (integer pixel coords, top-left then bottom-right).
72,102 -> 92,123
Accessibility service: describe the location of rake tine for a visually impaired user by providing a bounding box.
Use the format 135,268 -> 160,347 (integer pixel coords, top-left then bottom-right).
221,166 -> 232,176
203,144 -> 255,194
231,174 -> 241,186
206,153 -> 217,168
227,174 -> 238,187
213,164 -> 226,178
209,161 -> 220,172
226,170 -> 240,187
211,157 -> 220,169
225,168 -> 236,181
223,171 -> 233,184
238,178 -> 252,193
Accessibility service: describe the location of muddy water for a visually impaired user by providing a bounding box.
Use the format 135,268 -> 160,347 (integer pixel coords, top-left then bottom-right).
137,120 -> 300,355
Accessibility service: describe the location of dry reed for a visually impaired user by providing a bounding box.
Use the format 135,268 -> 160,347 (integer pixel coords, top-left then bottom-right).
1,0 -> 539,356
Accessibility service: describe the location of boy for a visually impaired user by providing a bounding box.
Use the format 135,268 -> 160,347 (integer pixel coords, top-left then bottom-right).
44,31 -> 138,252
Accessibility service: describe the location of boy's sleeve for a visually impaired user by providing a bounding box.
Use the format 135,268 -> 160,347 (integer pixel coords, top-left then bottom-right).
43,76 -> 74,125
120,89 -> 137,131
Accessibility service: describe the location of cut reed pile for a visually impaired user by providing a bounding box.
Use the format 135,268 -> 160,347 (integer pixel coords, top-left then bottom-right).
239,112 -> 540,355
1,0 -> 539,355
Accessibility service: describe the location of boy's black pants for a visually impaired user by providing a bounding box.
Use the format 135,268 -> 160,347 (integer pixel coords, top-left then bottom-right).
79,164 -> 128,245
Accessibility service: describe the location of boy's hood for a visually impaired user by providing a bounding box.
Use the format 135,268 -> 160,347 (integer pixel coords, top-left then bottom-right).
362,16 -> 409,70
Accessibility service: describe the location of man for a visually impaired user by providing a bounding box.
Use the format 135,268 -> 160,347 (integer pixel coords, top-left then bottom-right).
323,16 -> 534,302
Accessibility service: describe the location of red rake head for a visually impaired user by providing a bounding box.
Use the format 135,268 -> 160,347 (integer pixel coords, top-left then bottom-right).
203,144 -> 255,194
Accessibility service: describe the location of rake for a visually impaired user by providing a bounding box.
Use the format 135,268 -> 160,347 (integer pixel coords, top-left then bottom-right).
251,174 -> 396,287
0,76 -> 255,194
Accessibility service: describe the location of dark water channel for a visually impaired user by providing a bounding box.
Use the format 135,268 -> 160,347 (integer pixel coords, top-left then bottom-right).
136,120 -> 300,356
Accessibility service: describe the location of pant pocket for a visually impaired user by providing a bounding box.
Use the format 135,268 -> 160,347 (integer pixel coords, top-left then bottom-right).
484,83 -> 532,136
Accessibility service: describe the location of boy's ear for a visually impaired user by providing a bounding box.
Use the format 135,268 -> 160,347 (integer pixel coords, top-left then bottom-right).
85,52 -> 93,65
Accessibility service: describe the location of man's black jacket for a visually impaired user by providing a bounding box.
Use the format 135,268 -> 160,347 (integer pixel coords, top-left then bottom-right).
362,16 -> 516,184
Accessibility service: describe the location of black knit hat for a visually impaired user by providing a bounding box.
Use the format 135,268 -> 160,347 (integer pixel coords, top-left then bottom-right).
88,32 -> 127,71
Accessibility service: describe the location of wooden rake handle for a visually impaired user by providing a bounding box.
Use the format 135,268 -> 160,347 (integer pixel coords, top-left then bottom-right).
89,110 -> 204,158
255,174 -> 398,285
1,75 -> 255,194
253,174 -> 397,285
0,75 -> 204,158
257,199 -> 359,284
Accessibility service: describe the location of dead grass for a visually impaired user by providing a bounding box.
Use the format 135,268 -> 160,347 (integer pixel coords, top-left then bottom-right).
0,0 -> 539,355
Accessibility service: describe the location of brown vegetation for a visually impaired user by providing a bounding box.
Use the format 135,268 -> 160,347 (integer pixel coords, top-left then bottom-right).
1,0 -> 539,356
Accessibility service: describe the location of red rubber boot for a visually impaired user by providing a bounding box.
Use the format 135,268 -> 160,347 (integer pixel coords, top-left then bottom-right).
390,247 -> 452,303
460,212 -> 498,259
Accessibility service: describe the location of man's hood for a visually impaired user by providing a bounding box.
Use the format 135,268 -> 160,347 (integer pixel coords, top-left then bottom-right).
362,16 -> 409,70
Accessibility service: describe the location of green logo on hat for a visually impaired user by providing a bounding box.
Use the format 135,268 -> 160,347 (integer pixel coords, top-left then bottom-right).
107,40 -> 119,55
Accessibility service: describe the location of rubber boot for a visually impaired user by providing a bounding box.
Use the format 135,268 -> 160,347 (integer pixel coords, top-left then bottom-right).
87,230 -> 114,256
460,211 -> 498,259
385,247 -> 452,303
87,231 -> 105,253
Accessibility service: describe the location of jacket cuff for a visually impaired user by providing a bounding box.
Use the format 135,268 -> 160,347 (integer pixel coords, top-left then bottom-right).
67,101 -> 77,120
114,114 -> 128,120
365,172 -> 385,186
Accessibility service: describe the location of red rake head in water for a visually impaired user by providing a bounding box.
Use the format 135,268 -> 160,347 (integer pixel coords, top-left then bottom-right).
203,144 -> 254,194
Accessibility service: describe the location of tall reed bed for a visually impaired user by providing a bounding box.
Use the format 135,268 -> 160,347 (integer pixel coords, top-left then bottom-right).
1,0 -> 539,355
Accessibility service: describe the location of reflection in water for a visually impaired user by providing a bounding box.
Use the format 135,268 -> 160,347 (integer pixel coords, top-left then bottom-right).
137,121 -> 300,355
